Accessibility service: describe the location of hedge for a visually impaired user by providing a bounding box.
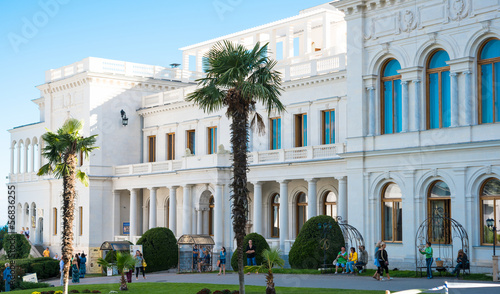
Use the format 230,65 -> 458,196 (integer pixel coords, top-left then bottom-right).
136,227 -> 178,272
2,233 -> 30,259
288,215 -> 344,269
230,233 -> 270,271
0,257 -> 59,283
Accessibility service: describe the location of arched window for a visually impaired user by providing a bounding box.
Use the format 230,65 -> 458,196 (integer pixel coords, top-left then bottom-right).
296,192 -> 308,236
381,59 -> 402,134
381,183 -> 402,242
209,196 -> 214,236
478,39 -> 500,124
323,191 -> 337,218
427,50 -> 451,129
480,178 -> 500,245
271,194 -> 280,238
428,180 -> 451,244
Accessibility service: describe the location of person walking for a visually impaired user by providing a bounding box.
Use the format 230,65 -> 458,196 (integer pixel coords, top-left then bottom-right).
245,240 -> 258,275
3,263 -> 12,292
80,252 -> 87,278
334,246 -> 348,274
419,241 -> 433,279
59,259 -> 64,286
134,250 -> 146,280
372,241 -> 382,280
24,227 -> 30,240
218,247 -> 226,276
355,245 -> 368,273
376,243 -> 392,281
71,258 -> 80,283
346,247 -> 358,274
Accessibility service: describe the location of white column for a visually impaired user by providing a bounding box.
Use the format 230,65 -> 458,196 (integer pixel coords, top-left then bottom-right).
269,29 -> 277,60
307,178 -> 318,219
30,143 -> 35,172
196,51 -> 203,73
322,14 -> 331,50
304,21 -> 312,54
464,71 -> 472,125
402,81 -> 409,132
10,146 -> 14,174
24,144 -> 29,173
197,209 -> 203,234
214,184 -> 223,248
17,145 -> 21,174
284,26 -> 294,59
203,209 -> 209,234
149,187 -> 158,229
253,182 -> 263,234
253,33 -> 260,45
279,180 -> 290,252
169,186 -> 178,235
130,189 -> 138,238
450,72 -> 459,127
113,191 -> 121,237
182,185 -> 192,235
182,53 -> 189,71
367,87 -> 375,136
413,80 -> 422,131
337,177 -> 347,222
38,142 -> 43,169
223,184 -> 232,250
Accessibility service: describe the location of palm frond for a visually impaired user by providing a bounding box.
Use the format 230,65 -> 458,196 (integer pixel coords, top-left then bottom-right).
76,170 -> 89,187
250,112 -> 265,135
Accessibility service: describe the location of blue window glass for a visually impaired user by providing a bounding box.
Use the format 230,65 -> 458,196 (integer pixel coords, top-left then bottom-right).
295,114 -> 307,147
428,50 -> 450,69
303,114 -> 307,146
441,71 -> 451,128
208,127 -> 217,154
427,50 -> 450,129
381,59 -> 402,134
479,39 -> 500,123
429,73 -> 440,129
270,118 -> 281,150
322,110 -> 335,144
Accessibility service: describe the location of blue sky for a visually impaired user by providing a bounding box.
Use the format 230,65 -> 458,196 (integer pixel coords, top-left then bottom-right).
0,0 -> 330,226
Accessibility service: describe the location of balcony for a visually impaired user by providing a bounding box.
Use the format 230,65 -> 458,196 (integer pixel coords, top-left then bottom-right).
113,143 -> 344,177
278,52 -> 346,81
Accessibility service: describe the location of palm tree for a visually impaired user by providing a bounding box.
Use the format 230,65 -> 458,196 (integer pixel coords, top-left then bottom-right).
245,248 -> 285,294
187,41 -> 284,294
98,251 -> 136,290
37,118 -> 98,294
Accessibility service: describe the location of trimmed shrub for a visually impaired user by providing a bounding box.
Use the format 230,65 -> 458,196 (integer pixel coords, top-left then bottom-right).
197,288 -> 211,294
136,227 -> 178,272
2,233 -> 30,259
288,215 -> 344,269
0,257 -> 58,284
14,281 -> 50,290
230,232 -> 270,271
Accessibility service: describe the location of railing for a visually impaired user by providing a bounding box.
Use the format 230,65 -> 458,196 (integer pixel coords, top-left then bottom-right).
278,53 -> 346,81
45,57 -> 204,83
142,86 -> 197,108
248,144 -> 344,165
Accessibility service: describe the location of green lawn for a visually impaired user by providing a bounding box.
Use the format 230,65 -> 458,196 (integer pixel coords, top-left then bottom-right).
12,283 -> 384,294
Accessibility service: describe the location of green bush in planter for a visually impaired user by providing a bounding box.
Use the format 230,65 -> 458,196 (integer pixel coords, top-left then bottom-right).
230,232 -> 270,271
288,215 -> 344,269
136,227 -> 178,272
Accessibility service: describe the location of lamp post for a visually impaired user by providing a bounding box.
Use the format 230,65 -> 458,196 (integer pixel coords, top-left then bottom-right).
486,218 -> 498,281
318,222 -> 333,268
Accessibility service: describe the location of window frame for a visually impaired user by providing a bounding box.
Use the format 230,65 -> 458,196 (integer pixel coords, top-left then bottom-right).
381,183 -> 403,243
294,113 -> 308,147
480,177 -> 500,245
426,50 -> 451,129
186,129 -> 196,155
271,193 -> 280,238
321,109 -> 336,144
207,126 -> 217,155
167,132 -> 175,160
477,38 -> 500,124
53,207 -> 57,235
380,59 -> 402,134
323,191 -> 337,218
295,192 -> 308,236
427,180 -> 452,244
148,135 -> 156,162
269,117 -> 282,150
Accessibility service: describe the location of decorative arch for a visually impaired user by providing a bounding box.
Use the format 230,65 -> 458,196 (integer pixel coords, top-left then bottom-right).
467,166 -> 500,198
463,30 -> 500,57
318,184 -> 338,216
413,36 -> 458,67
416,170 -> 456,199
370,172 -> 407,199
367,49 -> 409,75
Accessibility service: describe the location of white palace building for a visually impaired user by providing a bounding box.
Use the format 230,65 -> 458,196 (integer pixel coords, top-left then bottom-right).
8,0 -> 500,272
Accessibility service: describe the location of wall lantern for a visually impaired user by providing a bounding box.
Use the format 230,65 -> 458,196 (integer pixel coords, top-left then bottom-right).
120,109 -> 129,126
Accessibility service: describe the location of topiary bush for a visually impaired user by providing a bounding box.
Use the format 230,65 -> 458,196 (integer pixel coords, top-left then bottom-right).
136,227 -> 178,272
2,233 -> 30,259
230,232 -> 270,271
288,215 -> 344,269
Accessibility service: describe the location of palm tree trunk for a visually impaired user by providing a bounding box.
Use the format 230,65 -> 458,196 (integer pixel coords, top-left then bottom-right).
120,271 -> 128,290
62,151 -> 77,294
228,90 -> 250,294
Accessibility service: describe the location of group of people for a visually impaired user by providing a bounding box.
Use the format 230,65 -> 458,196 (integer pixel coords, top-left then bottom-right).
192,245 -> 212,273
19,227 -> 29,240
58,252 -> 87,285
334,245 -> 368,274
419,242 -> 469,279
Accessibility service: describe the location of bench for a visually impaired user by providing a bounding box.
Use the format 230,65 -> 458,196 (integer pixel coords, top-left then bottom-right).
417,263 -> 470,278
319,264 -> 334,274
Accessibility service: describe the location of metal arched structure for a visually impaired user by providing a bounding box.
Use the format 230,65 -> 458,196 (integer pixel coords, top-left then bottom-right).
335,216 -> 366,250
415,212 -> 469,275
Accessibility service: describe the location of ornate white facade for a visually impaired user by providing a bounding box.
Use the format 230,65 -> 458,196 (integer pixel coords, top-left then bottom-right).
8,1 -> 500,272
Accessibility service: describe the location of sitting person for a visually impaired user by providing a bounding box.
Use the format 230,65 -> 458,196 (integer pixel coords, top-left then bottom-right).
451,249 -> 468,278
355,245 -> 368,273
197,247 -> 210,272
334,246 -> 348,274
346,247 -> 358,274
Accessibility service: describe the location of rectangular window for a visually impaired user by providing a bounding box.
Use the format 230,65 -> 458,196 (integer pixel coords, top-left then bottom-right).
53,207 -> 57,235
270,117 -> 281,150
79,206 -> 83,236
295,113 -> 307,147
187,130 -> 196,155
148,136 -> 156,162
322,110 -> 335,144
208,127 -> 217,154
167,133 -> 175,160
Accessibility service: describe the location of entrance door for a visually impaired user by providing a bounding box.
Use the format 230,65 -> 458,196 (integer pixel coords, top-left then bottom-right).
37,218 -> 43,244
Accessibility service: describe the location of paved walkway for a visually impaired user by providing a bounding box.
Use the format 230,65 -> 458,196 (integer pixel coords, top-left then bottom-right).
47,272 -> 500,293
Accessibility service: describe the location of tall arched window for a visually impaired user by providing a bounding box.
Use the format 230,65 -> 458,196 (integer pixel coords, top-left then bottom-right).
381,59 -> 402,134
323,191 -> 337,218
480,178 -> 500,245
209,196 -> 214,236
428,180 -> 451,244
381,183 -> 402,242
296,193 -> 308,236
427,50 -> 451,129
271,194 -> 280,238
478,39 -> 500,124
